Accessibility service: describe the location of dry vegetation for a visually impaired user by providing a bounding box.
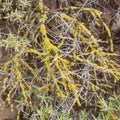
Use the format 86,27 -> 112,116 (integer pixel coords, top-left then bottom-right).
0,0 -> 120,120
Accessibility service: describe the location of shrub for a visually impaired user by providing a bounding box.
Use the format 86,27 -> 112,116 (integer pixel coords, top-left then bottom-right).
0,0 -> 120,119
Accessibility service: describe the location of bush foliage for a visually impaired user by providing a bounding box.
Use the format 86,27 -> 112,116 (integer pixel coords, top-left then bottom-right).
0,0 -> 120,119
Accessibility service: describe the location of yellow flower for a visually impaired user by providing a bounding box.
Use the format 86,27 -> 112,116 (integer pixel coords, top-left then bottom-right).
40,24 -> 46,36
60,13 -> 72,22
38,2 -> 43,11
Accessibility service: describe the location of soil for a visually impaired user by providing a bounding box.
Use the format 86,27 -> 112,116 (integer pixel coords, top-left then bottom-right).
0,95 -> 17,120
